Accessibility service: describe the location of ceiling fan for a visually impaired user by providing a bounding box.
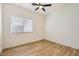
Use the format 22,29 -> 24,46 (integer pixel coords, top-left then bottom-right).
32,3 -> 52,12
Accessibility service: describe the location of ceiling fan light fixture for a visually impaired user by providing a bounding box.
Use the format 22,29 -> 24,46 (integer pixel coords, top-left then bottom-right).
39,6 -> 43,8
32,3 -> 52,12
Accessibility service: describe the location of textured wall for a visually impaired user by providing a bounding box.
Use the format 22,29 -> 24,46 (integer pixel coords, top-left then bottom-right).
2,4 -> 45,49
46,4 -> 79,49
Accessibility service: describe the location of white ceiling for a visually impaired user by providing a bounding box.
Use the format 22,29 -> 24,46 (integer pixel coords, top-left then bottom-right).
13,3 -> 77,16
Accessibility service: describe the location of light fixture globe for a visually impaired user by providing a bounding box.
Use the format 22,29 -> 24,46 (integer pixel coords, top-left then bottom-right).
39,6 -> 43,8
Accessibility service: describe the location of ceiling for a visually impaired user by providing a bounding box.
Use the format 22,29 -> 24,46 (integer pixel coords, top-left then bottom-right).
12,3 -> 70,16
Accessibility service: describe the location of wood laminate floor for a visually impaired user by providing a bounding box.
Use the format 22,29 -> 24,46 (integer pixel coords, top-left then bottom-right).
2,39 -> 79,56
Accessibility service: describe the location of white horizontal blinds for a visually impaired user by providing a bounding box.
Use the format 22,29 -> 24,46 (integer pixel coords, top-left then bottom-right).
11,16 -> 33,32
24,19 -> 33,32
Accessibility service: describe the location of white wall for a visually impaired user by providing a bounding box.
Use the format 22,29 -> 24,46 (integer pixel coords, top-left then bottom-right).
2,4 -> 45,49
0,4 -> 2,53
46,4 -> 79,49
2,3 -> 79,49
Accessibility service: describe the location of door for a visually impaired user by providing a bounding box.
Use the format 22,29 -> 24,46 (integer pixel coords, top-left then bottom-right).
0,3 -> 2,54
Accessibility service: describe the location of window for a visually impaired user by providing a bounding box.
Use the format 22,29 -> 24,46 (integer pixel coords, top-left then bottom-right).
11,16 -> 33,32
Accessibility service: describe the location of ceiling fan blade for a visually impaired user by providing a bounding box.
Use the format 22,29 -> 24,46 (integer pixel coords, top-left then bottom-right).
35,7 -> 39,10
42,8 -> 45,12
43,4 -> 52,7
32,3 -> 38,6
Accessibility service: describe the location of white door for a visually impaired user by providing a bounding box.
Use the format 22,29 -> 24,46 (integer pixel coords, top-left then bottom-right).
0,3 -> 2,54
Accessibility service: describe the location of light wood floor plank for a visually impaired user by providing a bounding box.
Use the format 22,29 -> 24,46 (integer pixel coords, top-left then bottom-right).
2,39 -> 79,56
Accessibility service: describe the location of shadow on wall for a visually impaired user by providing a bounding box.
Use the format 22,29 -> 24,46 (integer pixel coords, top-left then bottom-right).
45,4 -> 79,49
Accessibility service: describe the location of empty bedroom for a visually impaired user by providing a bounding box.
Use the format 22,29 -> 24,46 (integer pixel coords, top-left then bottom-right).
0,3 -> 79,56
